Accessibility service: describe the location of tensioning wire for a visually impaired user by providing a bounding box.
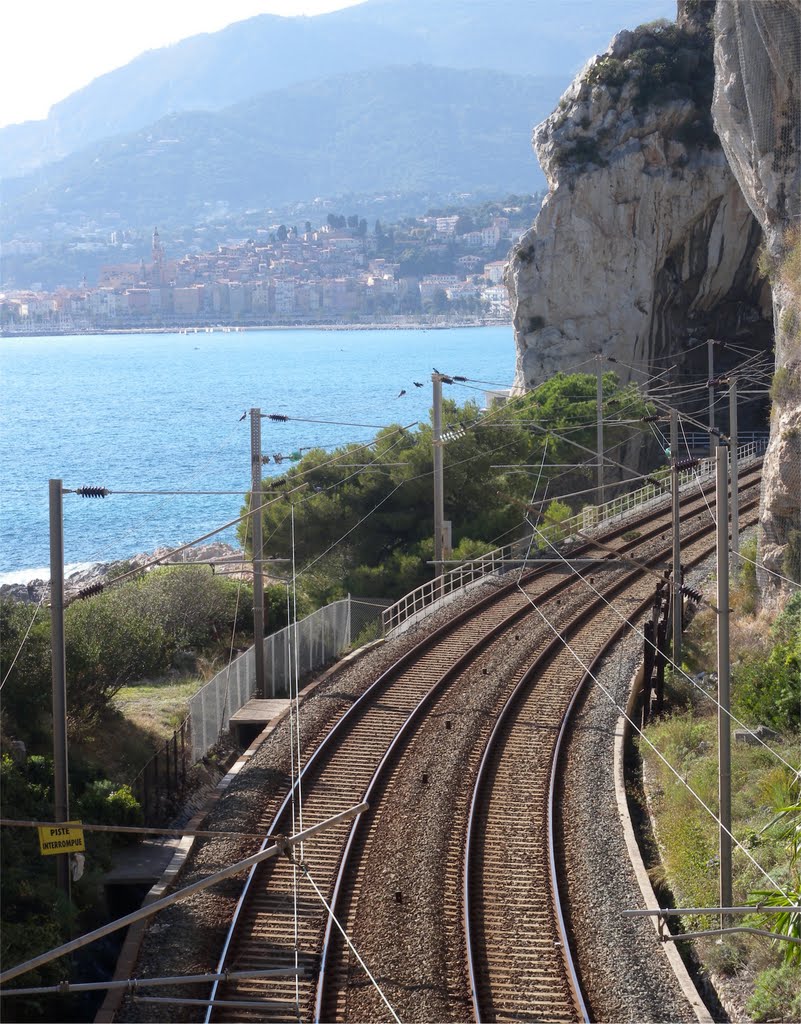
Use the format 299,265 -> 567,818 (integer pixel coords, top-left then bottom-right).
515,524 -> 793,901
526,519 -> 799,775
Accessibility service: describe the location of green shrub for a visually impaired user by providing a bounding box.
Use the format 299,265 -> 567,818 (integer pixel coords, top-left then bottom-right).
65,590 -> 168,726
747,964 -> 801,1021
0,599 -> 53,745
770,365 -> 800,405
76,780 -> 143,852
586,56 -> 627,88
735,536 -> 758,613
732,594 -> 801,732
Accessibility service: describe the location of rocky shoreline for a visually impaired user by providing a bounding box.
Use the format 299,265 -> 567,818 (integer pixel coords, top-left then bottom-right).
0,543 -> 247,604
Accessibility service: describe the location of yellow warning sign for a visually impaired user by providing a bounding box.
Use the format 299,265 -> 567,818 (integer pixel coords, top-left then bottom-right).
38,822 -> 85,856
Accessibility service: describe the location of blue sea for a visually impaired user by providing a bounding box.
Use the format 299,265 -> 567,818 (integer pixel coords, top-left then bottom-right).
0,326 -> 514,580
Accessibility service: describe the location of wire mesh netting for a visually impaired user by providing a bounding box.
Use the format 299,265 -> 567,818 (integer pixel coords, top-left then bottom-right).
712,0 -> 800,229
713,0 -> 801,598
188,596 -> 389,761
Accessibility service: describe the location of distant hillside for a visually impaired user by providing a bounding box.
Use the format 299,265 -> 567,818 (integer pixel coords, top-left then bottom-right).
1,66 -> 563,238
0,0 -> 674,177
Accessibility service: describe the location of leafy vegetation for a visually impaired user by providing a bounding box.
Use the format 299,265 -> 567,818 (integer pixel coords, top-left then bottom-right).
732,594 -> 801,731
0,568 -> 267,742
0,566 -> 290,1002
241,373 -> 655,605
642,586 -> 801,1018
584,20 -> 719,149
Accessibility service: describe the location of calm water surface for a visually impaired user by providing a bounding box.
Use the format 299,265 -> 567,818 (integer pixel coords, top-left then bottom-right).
0,327 -> 514,578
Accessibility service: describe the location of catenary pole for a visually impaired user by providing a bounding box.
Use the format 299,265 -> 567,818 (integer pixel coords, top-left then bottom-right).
0,803 -> 368,986
432,373 -> 445,578
670,410 -> 682,670
596,355 -> 605,506
708,338 -> 716,459
729,377 -> 740,573
250,410 -> 266,697
49,479 -> 70,898
716,443 -> 733,924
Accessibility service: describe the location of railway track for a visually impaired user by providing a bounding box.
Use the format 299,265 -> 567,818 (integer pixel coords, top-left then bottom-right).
206,464 -> 761,1023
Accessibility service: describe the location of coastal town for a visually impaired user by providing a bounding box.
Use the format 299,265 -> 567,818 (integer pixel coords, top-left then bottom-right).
0,200 -> 538,334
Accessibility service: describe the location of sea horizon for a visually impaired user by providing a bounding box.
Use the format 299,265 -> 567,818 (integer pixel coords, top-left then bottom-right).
0,324 -> 516,577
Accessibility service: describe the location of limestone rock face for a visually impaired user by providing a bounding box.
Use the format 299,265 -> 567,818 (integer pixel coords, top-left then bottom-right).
712,0 -> 801,596
506,17 -> 771,397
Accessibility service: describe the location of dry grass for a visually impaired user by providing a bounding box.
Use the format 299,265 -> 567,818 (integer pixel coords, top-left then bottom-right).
113,676 -> 202,737
70,675 -> 206,783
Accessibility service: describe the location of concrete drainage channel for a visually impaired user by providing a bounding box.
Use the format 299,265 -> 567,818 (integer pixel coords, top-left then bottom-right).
614,664 -> 714,1024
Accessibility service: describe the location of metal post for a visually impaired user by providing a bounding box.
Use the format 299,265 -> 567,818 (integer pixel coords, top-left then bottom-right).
0,803 -> 368,986
250,409 -> 266,698
596,355 -> 605,506
670,410 -> 682,670
708,338 -> 716,459
432,373 -> 445,578
729,377 -> 739,573
716,443 -> 733,923
48,479 -> 70,898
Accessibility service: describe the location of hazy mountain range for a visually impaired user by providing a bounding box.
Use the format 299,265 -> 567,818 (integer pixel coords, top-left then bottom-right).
1,0 -> 674,245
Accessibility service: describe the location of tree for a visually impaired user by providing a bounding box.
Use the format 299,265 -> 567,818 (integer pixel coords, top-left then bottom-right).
425,287 -> 449,314
347,214 -> 359,230
276,224 -> 288,242
0,599 -> 52,745
237,374 -> 654,606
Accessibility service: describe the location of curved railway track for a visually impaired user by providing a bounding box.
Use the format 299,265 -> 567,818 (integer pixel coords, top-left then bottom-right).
207,464 -> 762,1024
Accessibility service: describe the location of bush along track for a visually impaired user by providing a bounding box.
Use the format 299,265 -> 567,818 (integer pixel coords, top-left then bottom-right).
639,589 -> 801,1022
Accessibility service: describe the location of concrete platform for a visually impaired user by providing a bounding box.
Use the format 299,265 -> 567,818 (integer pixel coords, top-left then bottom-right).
229,698 -> 291,746
104,836 -> 184,887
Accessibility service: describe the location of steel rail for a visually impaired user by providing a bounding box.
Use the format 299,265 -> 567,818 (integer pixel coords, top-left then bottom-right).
303,472 -> 764,1019
313,487 -> 762,1021
464,494 -> 760,1022
205,463 -> 762,1021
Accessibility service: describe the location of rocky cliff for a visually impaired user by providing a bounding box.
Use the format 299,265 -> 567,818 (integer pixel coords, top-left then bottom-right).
711,0 -> 801,595
506,7 -> 772,410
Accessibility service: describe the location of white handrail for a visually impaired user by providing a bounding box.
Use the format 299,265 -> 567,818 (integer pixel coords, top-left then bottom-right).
382,440 -> 767,634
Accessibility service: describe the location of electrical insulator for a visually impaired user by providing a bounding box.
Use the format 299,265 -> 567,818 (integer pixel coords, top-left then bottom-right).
77,581 -> 105,600
641,415 -> 659,422
75,486 -> 109,498
453,375 -> 468,382
261,454 -> 271,464
273,454 -> 284,464
674,457 -> 699,470
290,451 -> 302,461
441,375 -> 454,385
681,586 -> 702,603
267,413 -> 289,422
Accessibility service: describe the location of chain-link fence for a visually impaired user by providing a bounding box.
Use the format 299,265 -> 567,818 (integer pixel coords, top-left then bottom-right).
189,596 -> 389,761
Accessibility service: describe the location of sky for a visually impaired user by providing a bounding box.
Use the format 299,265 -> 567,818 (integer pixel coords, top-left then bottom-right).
0,0 -> 364,129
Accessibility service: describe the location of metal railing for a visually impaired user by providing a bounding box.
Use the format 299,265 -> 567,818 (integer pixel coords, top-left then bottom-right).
131,718 -> 189,826
188,596 -> 389,762
382,439 -> 768,635
682,431 -> 769,451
